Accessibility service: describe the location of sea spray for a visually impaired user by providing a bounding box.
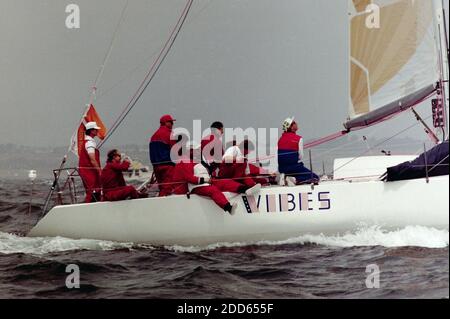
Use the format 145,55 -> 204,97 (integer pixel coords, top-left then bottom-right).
165,225 -> 449,253
1,226 -> 448,256
0,232 -> 138,256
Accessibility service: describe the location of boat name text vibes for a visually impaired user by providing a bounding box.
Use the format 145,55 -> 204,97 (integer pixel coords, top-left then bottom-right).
242,192 -> 331,214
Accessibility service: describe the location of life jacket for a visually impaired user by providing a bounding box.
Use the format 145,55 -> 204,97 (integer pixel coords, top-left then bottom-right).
79,138 -> 100,174
149,126 -> 176,167
277,132 -> 302,171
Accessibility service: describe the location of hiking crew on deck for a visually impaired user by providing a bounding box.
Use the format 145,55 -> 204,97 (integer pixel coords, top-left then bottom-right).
101,149 -> 147,201
219,140 -> 261,193
149,114 -> 177,196
171,143 -> 238,215
201,121 -> 225,176
277,117 -> 319,184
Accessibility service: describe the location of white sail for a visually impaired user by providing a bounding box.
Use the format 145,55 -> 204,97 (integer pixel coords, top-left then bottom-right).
346,0 -> 442,129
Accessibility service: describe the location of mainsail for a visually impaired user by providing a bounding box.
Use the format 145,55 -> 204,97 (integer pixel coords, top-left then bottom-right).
346,0 -> 442,130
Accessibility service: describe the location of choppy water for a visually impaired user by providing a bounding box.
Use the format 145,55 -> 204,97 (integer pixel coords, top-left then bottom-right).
0,179 -> 448,299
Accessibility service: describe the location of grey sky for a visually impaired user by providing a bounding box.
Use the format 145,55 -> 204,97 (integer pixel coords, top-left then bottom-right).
0,0 -> 448,149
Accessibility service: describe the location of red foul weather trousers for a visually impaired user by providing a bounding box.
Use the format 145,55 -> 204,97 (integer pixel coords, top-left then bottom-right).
212,179 -> 245,193
154,165 -> 175,197
79,169 -> 101,203
191,185 -> 230,210
104,185 -> 140,202
218,163 -> 256,188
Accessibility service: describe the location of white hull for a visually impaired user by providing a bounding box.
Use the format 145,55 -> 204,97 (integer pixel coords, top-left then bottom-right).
28,175 -> 449,246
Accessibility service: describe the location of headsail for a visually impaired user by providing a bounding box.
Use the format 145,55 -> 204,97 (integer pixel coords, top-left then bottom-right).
346,0 -> 442,130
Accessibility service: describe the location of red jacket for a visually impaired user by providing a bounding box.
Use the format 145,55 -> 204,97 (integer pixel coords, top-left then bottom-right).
149,126 -> 177,167
171,161 -> 203,194
201,134 -> 223,163
101,161 -> 130,192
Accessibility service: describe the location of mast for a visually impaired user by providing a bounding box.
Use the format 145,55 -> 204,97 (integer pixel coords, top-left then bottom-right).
430,0 -> 449,141
438,0 -> 450,139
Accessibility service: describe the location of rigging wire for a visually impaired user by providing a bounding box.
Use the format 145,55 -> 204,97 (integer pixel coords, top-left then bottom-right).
65,0 -> 130,157
96,0 -> 212,101
66,0 -> 130,154
331,113 -> 435,176
88,0 -> 130,105
99,0 -> 194,149
43,0 -> 132,219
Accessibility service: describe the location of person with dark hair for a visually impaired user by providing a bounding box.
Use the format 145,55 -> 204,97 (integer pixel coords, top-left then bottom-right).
149,115 -> 177,196
101,149 -> 147,201
78,122 -> 102,202
201,121 -> 225,175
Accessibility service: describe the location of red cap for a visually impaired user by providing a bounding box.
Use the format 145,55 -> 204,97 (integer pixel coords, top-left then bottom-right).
160,114 -> 176,124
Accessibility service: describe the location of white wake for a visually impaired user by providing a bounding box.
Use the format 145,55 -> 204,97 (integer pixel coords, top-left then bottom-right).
167,226 -> 450,252
0,232 -> 137,256
0,226 -> 448,255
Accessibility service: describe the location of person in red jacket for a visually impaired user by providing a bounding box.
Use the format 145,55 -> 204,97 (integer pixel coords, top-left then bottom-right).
149,115 -> 178,196
79,122 -> 102,203
278,117 -> 319,184
101,149 -> 147,201
201,121 -> 224,176
171,143 -> 257,215
219,140 -> 261,193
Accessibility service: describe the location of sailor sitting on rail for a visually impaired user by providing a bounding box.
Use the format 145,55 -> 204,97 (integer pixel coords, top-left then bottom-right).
218,140 -> 262,193
101,149 -> 148,201
223,139 -> 275,186
277,117 -> 319,185
170,142 -> 260,215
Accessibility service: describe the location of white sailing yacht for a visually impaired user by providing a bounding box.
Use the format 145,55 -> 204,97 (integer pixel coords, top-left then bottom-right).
28,0 -> 449,246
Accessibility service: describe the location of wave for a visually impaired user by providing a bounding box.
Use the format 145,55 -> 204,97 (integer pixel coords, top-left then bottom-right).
0,232 -> 138,256
166,226 -> 450,252
1,226 -> 448,256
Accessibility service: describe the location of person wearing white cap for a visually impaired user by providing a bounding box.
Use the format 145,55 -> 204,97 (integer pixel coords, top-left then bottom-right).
277,117 -> 319,185
78,121 -> 102,202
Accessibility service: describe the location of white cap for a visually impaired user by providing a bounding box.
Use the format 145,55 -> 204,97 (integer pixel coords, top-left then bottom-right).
85,121 -> 101,130
282,117 -> 295,132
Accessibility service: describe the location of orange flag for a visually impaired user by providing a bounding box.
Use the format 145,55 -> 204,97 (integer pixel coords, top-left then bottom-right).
70,104 -> 107,157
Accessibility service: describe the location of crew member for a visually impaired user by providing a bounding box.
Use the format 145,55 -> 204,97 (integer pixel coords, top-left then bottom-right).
219,140 -> 261,193
149,114 -> 177,196
101,149 -> 147,201
277,117 -> 319,184
201,121 -> 224,175
79,122 -> 102,203
171,143 -> 238,215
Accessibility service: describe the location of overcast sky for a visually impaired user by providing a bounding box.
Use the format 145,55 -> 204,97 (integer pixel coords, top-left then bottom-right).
0,0 -> 448,149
